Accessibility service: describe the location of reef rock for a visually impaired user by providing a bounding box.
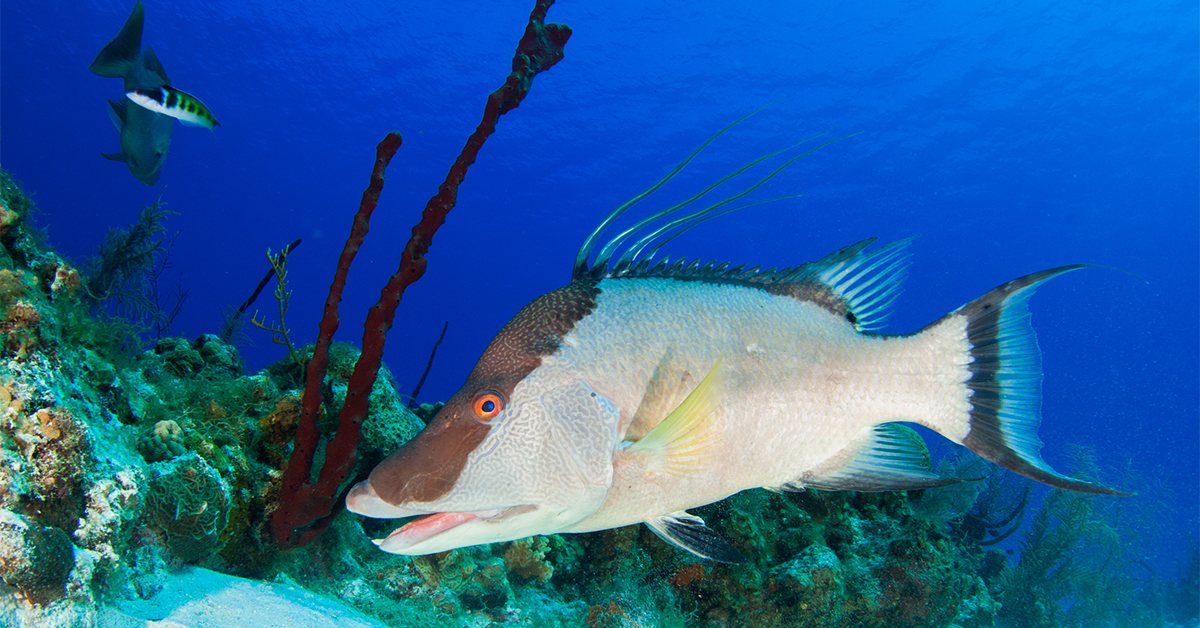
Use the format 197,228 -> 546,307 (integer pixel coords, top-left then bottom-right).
0,510 -> 75,605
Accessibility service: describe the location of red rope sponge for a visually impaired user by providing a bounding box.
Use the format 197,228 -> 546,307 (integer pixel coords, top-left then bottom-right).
271,0 -> 571,548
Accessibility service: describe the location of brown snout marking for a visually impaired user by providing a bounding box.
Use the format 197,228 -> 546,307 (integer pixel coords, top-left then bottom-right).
368,280 -> 601,506
369,399 -> 490,504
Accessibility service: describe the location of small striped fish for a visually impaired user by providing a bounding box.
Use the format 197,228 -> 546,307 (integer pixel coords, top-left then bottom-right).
126,86 -> 219,130
346,116 -> 1128,562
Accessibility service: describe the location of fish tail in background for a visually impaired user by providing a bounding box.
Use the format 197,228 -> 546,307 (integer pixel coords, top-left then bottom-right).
88,0 -> 144,78
930,265 -> 1132,496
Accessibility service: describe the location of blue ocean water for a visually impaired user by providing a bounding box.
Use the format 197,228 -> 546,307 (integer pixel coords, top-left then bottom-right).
2,0 -> 1196,605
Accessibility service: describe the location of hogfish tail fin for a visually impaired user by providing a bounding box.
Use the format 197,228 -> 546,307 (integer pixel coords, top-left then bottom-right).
89,0 -> 145,78
936,265 -> 1131,496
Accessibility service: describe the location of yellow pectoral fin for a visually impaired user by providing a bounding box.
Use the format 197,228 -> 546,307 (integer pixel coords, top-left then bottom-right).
626,356 -> 724,477
627,348 -> 694,441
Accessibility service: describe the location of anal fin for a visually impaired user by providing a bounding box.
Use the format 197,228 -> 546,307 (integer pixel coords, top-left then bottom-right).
645,511 -> 747,564
781,423 -> 967,492
100,152 -> 129,162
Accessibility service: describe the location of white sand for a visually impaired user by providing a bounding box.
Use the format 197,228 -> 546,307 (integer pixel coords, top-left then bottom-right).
96,567 -> 386,628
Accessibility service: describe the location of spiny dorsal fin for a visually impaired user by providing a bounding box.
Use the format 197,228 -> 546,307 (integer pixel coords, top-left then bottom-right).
645,510 -> 748,564
768,236 -> 913,331
779,423 -> 966,492
625,356 -> 723,476
609,237 -> 914,332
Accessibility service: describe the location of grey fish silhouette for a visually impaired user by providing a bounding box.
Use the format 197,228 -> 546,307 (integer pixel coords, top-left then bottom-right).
89,1 -> 173,186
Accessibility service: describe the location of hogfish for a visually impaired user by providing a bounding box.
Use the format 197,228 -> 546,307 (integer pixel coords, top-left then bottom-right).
347,121 -> 1126,562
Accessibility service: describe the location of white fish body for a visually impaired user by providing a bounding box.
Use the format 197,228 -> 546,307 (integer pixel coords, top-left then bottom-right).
555,276 -> 973,535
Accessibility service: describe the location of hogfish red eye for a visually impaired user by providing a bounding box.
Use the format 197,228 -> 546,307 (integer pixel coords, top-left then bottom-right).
471,391 -> 504,421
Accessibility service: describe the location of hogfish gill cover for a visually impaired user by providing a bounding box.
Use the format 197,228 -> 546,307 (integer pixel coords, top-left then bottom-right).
346,121 -> 1129,563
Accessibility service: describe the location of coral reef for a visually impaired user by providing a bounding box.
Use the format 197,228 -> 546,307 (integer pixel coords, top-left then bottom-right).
345,358 -> 425,463
991,448 -> 1149,628
541,488 -> 1000,628
0,268 -> 54,362
0,5 -> 1185,617
80,193 -> 188,336
0,171 -> 1178,628
0,171 -> 48,271
504,536 -> 555,585
7,404 -> 91,533
72,470 -> 141,567
137,419 -> 187,462
153,334 -> 243,379
0,510 -> 75,605
142,453 -> 231,562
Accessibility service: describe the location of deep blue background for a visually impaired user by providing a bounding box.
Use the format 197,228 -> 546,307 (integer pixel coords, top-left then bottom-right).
3,0 -> 1196,578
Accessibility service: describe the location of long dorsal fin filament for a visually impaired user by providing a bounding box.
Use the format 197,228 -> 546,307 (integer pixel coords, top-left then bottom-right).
572,106 -> 773,281
572,111 -> 917,331
573,106 -> 856,282
595,134 -> 831,275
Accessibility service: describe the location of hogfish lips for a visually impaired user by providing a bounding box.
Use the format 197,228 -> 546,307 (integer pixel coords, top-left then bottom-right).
346,122 -> 1127,562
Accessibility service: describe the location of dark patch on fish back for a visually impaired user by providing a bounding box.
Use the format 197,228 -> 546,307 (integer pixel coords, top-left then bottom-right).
605,242 -> 887,324
165,89 -> 178,108
607,268 -> 853,321
370,280 -> 601,506
763,281 -> 851,319
468,279 -> 601,385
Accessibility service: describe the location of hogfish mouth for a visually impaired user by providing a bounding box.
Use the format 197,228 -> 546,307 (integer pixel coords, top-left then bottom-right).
372,506 -> 534,553
348,477 -> 538,552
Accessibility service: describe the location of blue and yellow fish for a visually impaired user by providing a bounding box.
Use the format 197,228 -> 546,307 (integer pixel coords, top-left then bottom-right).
125,86 -> 220,131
